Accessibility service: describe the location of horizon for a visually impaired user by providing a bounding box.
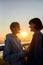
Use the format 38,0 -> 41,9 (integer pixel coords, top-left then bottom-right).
0,31 -> 33,44
0,30 -> 43,44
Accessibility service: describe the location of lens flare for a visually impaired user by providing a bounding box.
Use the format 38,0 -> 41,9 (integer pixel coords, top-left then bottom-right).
21,31 -> 27,37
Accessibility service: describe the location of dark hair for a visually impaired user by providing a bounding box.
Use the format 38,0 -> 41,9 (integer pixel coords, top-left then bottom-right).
29,18 -> 43,30
10,22 -> 20,31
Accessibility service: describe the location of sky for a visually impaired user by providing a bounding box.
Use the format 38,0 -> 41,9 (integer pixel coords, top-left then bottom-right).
0,0 -> 43,42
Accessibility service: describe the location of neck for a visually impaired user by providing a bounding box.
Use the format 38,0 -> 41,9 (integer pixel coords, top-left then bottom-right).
12,32 -> 17,37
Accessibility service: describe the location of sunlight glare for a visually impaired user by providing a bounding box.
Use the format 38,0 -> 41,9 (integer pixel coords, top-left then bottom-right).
21,31 -> 27,37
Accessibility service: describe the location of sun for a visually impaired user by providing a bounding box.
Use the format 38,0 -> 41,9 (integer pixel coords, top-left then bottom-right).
21,31 -> 27,37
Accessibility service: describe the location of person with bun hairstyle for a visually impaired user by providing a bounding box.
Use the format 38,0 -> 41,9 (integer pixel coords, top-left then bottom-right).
27,18 -> 43,65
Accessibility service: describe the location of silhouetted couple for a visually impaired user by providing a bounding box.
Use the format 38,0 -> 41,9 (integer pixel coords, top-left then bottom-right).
3,17 -> 43,65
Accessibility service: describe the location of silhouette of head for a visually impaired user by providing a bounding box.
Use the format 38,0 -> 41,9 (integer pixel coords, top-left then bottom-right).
29,18 -> 43,31
10,22 -> 20,34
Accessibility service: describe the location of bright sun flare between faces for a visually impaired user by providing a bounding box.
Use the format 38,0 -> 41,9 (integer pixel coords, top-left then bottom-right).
21,31 -> 27,37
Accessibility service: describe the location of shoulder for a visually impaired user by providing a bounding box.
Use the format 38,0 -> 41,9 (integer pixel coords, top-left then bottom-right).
5,34 -> 13,45
34,31 -> 42,37
6,33 -> 13,40
32,31 -> 43,41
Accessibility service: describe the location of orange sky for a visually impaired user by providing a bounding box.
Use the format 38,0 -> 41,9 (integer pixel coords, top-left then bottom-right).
0,31 -> 33,44
0,29 -> 43,44
17,31 -> 33,42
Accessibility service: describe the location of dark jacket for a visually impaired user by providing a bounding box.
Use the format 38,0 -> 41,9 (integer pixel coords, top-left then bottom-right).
27,31 -> 43,65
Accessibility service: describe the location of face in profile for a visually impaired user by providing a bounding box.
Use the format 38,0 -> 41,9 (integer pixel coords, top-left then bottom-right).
12,24 -> 20,34
15,24 -> 20,33
29,18 -> 42,31
29,23 -> 35,32
10,22 -> 20,34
